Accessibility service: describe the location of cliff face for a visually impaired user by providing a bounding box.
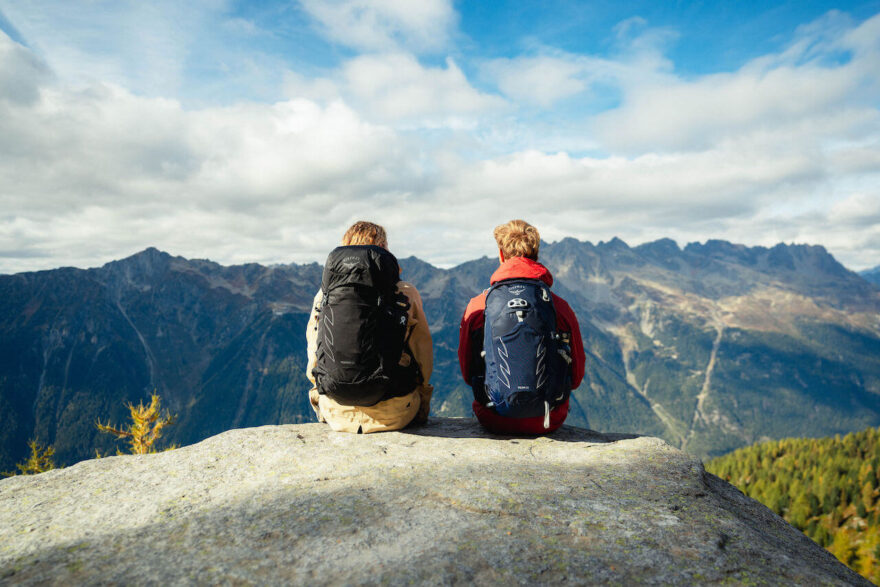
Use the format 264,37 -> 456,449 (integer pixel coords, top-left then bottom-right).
0,419 -> 866,585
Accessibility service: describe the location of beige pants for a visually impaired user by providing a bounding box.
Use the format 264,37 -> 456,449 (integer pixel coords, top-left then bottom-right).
309,384 -> 432,433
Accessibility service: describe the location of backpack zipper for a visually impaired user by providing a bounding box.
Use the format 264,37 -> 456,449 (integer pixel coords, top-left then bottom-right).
544,401 -> 550,429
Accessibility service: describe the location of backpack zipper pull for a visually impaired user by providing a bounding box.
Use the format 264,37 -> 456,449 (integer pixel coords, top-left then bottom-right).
544,401 -> 550,429
557,348 -> 572,365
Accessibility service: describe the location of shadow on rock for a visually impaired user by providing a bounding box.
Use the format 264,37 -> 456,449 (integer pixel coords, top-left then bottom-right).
405,417 -> 641,444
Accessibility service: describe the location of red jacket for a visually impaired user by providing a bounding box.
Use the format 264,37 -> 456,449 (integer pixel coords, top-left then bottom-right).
458,257 -> 585,434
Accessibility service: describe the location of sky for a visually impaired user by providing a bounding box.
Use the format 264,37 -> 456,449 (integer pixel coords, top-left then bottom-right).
1,0 -> 879,273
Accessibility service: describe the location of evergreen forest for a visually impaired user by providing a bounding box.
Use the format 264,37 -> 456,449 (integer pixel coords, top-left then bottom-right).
706,427 -> 880,583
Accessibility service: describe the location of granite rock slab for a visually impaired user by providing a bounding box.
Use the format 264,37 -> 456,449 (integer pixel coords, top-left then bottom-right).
0,418 -> 867,585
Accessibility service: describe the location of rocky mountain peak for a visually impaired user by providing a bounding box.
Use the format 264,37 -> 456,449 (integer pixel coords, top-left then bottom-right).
598,236 -> 631,251
684,239 -> 756,263
112,246 -> 172,267
397,255 -> 442,285
637,237 -> 680,253
100,247 -> 175,287
633,238 -> 683,269
0,419 -> 866,585
777,242 -> 852,278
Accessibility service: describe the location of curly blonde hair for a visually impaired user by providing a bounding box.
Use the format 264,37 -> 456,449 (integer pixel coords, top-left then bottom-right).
494,219 -> 540,261
341,221 -> 387,249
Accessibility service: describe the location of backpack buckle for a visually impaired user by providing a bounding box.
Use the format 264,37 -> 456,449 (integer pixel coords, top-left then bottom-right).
507,298 -> 528,308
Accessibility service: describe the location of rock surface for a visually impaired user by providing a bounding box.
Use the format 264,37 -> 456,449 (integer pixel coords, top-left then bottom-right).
0,418 -> 867,585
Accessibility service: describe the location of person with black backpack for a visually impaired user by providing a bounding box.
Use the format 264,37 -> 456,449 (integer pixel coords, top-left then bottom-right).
306,221 -> 433,433
458,219 -> 585,434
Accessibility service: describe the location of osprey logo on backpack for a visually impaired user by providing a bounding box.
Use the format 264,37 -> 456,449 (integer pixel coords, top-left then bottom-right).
480,279 -> 571,423
340,255 -> 364,270
312,245 -> 420,407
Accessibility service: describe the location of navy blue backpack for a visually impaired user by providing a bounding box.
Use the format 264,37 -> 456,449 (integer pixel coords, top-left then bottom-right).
480,279 -> 572,424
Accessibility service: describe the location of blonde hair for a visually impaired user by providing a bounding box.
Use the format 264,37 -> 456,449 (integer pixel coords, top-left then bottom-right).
494,219 -> 540,261
342,221 -> 387,249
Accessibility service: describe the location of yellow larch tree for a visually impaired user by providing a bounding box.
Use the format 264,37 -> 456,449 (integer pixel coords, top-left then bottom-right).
1,439 -> 57,476
96,392 -> 176,454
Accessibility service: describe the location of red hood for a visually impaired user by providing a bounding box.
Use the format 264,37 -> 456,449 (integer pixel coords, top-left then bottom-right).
490,257 -> 554,286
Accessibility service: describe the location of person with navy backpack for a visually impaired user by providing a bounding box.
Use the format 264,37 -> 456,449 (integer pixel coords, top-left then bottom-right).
458,219 -> 585,434
306,221 -> 433,433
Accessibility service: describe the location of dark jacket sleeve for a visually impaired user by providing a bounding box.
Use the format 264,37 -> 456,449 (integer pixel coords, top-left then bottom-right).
458,292 -> 487,384
552,294 -> 585,389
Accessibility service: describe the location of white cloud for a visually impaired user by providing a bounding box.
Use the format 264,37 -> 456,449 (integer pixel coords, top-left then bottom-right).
284,52 -> 505,127
0,27 -> 50,104
0,1 -> 205,95
481,20 -> 675,110
594,62 -> 873,152
283,71 -> 340,103
594,13 -> 880,153
340,53 -> 505,123
828,192 -> 880,226
0,31 -> 420,271
483,56 -> 586,107
2,9 -> 880,274
0,0 -> 292,104
298,0 -> 455,53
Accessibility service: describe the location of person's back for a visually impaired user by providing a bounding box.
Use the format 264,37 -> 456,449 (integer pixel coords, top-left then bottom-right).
458,219 -> 584,434
306,221 -> 433,433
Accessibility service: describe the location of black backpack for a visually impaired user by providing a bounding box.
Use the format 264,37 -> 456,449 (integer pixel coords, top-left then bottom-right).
312,245 -> 420,406
479,279 -> 572,422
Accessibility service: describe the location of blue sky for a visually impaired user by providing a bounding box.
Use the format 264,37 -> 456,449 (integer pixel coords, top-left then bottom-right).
0,0 -> 879,272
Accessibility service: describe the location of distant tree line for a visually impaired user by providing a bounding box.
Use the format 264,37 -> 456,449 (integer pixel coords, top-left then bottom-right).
707,427 -> 880,583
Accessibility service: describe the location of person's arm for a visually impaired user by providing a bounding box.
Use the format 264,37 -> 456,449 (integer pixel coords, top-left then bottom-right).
305,289 -> 323,386
401,283 -> 432,385
553,295 -> 585,389
458,293 -> 487,384
305,289 -> 324,420
398,282 -> 433,422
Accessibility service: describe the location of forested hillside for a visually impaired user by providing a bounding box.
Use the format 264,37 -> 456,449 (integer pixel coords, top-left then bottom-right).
706,428 -> 880,583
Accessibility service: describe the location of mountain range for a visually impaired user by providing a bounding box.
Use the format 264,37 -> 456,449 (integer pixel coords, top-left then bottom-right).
2,238 -> 879,469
